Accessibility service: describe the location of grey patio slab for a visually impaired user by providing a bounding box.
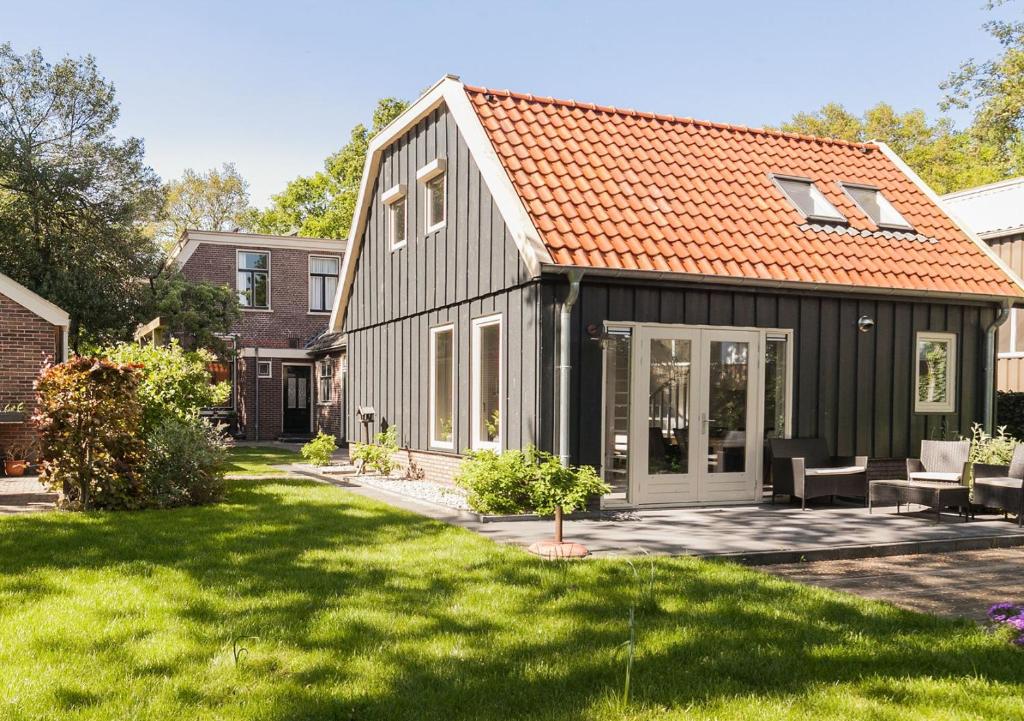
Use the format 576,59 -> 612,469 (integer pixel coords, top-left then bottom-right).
0,477 -> 57,514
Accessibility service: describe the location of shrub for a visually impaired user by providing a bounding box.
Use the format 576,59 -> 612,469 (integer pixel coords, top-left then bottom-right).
103,340 -> 230,433
964,422 -> 1018,465
35,357 -> 148,510
351,426 -> 398,475
455,445 -> 609,516
998,391 -> 1024,441
301,432 -> 337,466
143,416 -> 228,507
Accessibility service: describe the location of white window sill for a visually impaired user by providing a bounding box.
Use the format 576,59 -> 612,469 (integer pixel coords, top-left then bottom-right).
472,442 -> 501,452
430,441 -> 454,451
425,222 -> 446,235
308,310 -> 332,316
242,307 -> 273,313
390,241 -> 407,252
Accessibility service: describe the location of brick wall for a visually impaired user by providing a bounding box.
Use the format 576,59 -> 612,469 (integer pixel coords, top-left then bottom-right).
388,448 -> 464,485
0,292 -> 60,462
180,242 -> 335,348
314,351 -> 345,441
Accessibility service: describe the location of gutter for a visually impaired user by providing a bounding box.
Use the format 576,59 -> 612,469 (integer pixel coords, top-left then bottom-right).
254,346 -> 260,441
984,302 -> 1011,433
557,270 -> 584,466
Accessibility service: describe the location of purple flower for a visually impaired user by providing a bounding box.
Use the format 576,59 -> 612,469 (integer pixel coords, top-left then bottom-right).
988,603 -> 1020,622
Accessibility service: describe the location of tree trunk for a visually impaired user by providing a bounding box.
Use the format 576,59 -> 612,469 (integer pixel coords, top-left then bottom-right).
554,506 -> 563,543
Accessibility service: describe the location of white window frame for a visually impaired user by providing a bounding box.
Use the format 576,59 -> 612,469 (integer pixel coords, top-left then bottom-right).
308,255 -> 341,314
770,174 -> 846,224
1001,309 -> 1024,359
236,249 -> 272,311
256,360 -> 272,378
417,158 -> 447,234
317,359 -> 334,405
383,183 -> 408,251
914,331 -> 957,414
429,323 -> 456,450
471,314 -> 503,451
839,182 -> 913,231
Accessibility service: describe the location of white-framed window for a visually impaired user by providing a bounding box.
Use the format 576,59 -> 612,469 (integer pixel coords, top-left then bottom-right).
763,329 -> 793,440
771,175 -> 846,224
237,250 -> 270,309
417,158 -> 447,234
256,360 -> 272,378
308,255 -> 340,313
429,324 -> 455,449
317,359 -> 334,404
999,309 -> 1024,358
915,332 -> 957,413
471,315 -> 502,450
383,183 -> 408,251
840,183 -> 913,231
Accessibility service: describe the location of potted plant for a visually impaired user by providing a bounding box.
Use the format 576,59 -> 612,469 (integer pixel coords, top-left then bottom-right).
526,449 -> 609,558
0,402 -> 26,424
4,441 -> 33,477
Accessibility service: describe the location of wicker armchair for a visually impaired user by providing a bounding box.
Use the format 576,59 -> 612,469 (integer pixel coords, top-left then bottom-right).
906,440 -> 971,484
767,438 -> 868,510
973,444 -> 1024,527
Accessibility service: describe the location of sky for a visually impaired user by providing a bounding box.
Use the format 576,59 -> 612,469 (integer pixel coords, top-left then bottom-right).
2,0 -> 1013,207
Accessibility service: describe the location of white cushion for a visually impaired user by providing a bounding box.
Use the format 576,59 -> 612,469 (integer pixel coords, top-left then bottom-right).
804,465 -> 866,476
909,471 -> 961,483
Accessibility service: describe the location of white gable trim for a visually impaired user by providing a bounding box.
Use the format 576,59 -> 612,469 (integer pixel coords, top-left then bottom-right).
329,75 -> 552,330
0,273 -> 70,327
170,230 -> 346,268
873,142 -> 1024,299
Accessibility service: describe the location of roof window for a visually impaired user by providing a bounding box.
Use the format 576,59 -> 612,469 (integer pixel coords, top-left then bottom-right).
772,175 -> 846,224
841,183 -> 913,231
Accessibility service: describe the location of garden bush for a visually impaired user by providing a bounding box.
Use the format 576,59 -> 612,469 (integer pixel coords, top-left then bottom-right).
455,445 -> 609,516
351,426 -> 398,475
103,340 -> 230,432
965,422 -> 1018,465
997,391 -> 1024,441
301,432 -> 337,466
35,357 -> 148,510
143,416 -> 228,507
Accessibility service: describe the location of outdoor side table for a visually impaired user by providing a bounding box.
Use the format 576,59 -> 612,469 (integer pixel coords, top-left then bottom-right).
868,480 -> 971,523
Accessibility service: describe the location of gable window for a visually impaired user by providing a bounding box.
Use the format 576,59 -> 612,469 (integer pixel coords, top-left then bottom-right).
309,256 -> 340,313
772,175 -> 846,224
237,251 -> 270,309
417,158 -> 447,233
471,315 -> 502,450
317,359 -> 334,404
915,332 -> 956,413
383,183 -> 408,250
841,183 -> 913,231
430,324 -> 455,449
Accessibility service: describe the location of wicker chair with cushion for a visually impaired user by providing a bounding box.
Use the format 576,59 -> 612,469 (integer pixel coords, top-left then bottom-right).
906,440 -> 971,484
972,444 -> 1024,527
768,438 -> 869,510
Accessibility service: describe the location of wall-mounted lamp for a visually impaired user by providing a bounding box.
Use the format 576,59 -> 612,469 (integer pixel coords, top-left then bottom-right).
857,315 -> 876,333
587,324 -> 632,347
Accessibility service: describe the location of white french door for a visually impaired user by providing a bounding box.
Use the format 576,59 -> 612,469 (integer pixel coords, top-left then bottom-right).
628,325 -> 761,506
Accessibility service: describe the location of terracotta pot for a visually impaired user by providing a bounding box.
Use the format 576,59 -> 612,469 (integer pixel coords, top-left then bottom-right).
4,460 -> 28,477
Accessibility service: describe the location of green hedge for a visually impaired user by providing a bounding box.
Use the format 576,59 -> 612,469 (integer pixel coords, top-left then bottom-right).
996,391 -> 1024,440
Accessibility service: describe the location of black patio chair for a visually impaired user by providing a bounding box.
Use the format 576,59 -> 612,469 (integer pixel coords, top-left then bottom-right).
767,438 -> 868,510
972,444 -> 1024,527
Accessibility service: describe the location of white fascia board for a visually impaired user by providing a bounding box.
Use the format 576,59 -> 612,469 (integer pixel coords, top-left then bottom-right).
873,141 -> 1024,301
381,183 -> 407,205
329,75 -> 553,330
240,347 -> 313,359
416,158 -> 447,183
0,273 -> 71,327
171,230 -> 346,268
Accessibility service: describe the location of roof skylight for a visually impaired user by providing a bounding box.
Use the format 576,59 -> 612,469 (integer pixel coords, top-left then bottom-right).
841,183 -> 913,231
772,175 -> 846,224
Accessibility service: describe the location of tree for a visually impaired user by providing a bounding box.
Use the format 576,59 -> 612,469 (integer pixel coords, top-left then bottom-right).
141,268 -> 240,354
942,0 -> 1024,175
0,44 -> 163,350
156,163 -> 254,250
252,97 -> 408,238
778,102 -> 1005,194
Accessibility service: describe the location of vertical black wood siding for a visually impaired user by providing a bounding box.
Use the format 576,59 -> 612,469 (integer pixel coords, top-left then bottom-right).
542,277 -> 997,471
343,105 -> 540,451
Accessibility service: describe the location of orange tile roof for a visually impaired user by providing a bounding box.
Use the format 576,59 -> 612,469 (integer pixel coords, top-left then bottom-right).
466,85 -> 1022,298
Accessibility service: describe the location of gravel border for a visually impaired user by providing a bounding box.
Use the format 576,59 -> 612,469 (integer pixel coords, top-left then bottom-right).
352,475 -> 471,511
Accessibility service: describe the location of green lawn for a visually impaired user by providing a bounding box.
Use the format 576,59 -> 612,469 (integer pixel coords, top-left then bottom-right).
1,478 -> 1022,720
222,445 -> 302,475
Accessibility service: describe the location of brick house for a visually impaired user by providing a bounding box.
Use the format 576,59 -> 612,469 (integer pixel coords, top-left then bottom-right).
139,230 -> 347,442
0,272 -> 70,464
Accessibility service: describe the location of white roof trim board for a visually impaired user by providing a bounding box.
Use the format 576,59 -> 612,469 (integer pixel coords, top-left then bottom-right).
0,272 -> 70,327
329,75 -> 552,331
943,177 -> 1024,239
876,144 -> 1024,298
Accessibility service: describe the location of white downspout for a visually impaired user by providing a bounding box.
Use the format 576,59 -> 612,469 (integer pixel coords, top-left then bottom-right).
558,270 -> 584,466
984,301 -> 1011,433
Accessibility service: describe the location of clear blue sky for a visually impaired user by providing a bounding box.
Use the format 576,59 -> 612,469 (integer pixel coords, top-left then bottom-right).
3,0 -> 1012,206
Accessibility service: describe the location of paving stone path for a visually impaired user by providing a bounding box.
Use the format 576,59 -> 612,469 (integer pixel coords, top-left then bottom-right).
766,548 -> 1024,621
0,477 -> 57,514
